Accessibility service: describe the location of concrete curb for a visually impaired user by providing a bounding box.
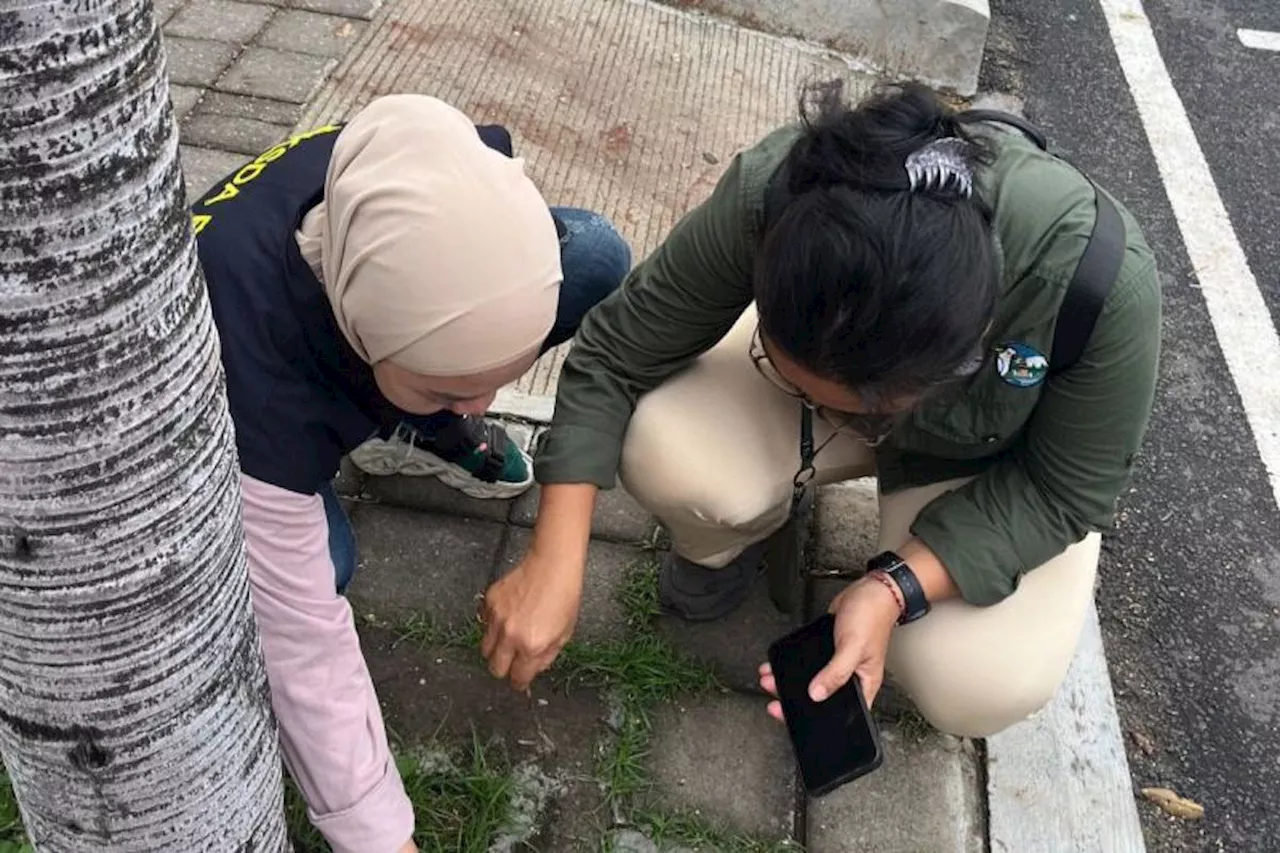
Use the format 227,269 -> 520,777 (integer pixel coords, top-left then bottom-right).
667,0 -> 990,95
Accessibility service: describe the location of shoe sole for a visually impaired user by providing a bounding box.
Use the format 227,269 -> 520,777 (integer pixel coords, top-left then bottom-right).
348,438 -> 534,500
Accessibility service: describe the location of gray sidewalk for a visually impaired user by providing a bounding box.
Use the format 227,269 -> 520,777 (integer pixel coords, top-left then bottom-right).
168,0 -> 1142,848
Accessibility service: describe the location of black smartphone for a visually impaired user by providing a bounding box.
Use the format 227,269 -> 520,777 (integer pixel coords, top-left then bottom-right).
767,613 -> 883,796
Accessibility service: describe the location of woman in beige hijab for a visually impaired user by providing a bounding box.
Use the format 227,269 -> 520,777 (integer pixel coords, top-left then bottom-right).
190,94 -> 630,853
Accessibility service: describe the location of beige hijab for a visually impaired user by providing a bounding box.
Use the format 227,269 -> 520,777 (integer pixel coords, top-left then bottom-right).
296,94 -> 562,376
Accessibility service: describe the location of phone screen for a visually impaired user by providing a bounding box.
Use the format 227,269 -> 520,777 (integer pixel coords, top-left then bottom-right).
768,613 -> 881,795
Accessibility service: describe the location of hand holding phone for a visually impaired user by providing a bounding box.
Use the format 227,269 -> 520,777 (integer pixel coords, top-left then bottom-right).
766,613 -> 883,796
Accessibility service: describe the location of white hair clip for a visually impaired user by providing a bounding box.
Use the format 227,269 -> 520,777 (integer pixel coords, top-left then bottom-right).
905,138 -> 974,198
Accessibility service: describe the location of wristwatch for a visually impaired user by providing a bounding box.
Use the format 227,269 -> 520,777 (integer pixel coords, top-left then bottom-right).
867,551 -> 930,625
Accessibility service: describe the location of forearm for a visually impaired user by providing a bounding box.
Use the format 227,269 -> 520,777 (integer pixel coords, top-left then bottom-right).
529,483 -> 597,570
896,537 -> 960,604
240,474 -> 414,853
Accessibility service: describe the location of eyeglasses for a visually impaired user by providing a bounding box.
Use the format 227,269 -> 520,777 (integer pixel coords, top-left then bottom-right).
749,325 -> 901,448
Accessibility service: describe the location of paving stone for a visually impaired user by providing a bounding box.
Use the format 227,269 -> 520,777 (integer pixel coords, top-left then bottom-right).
290,0 -> 383,21
196,90 -> 303,126
648,692 -> 795,840
258,8 -> 366,57
512,483 -> 657,544
163,36 -> 238,87
346,507 -> 503,629
657,572 -> 797,694
179,144 -> 247,203
182,112 -> 290,156
217,46 -> 335,103
806,724 -> 984,853
167,83 -> 203,121
165,0 -> 274,43
815,478 -> 880,573
361,626 -> 610,850
496,528 -> 639,643
152,0 -> 189,27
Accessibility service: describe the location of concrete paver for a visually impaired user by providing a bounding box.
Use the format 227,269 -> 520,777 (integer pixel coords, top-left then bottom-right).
168,83 -> 203,121
346,505 -> 502,628
648,692 -> 797,840
179,144 -> 247,203
291,0 -> 382,20
164,36 -> 238,86
361,627 -> 610,851
258,8 -> 367,57
164,0 -> 274,42
181,112 -> 290,155
657,576 -> 797,693
217,46 -> 335,103
806,728 -> 984,853
195,90 -> 304,125
152,0 -> 189,25
815,479 -> 880,573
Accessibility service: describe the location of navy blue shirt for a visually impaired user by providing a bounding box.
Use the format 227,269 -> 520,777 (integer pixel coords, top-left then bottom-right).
191,123 -> 518,495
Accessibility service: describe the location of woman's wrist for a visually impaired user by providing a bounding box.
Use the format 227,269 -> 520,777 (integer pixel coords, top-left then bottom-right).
529,482 -> 598,569
894,537 -> 959,604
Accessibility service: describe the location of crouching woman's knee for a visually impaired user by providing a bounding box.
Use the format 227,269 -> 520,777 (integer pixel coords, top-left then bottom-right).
904,670 -> 1061,739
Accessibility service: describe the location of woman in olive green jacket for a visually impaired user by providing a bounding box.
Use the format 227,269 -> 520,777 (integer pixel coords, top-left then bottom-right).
480,82 -> 1161,738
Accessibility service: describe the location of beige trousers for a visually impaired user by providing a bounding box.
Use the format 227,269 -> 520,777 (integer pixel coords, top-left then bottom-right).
619,308 -> 1100,738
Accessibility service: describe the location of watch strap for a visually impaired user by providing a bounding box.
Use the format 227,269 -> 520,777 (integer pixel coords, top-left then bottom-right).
867,551 -> 930,624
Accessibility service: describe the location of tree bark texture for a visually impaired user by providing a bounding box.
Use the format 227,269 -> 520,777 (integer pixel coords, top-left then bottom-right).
0,1 -> 289,849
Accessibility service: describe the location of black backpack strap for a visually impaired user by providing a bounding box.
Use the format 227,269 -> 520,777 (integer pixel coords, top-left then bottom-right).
1050,186 -> 1125,373
959,108 -> 1126,373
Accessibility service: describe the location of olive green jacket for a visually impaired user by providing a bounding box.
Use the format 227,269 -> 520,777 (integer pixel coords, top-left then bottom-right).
534,123 -> 1162,606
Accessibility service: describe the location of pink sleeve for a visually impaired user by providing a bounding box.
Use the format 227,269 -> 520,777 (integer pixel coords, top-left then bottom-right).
239,474 -> 414,853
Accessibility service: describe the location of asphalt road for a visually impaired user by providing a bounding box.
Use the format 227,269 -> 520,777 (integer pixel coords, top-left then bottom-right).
981,0 -> 1280,850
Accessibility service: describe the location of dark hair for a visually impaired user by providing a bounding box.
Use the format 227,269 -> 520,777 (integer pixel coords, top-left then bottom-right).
754,79 -> 999,406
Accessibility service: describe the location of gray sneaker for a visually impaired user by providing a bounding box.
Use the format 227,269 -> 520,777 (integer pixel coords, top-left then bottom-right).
658,540 -> 769,622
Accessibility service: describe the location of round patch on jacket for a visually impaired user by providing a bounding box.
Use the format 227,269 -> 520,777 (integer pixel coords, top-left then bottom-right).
995,342 -> 1048,387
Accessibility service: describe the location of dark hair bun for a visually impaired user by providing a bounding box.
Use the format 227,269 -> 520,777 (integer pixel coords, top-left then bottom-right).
785,79 -> 987,198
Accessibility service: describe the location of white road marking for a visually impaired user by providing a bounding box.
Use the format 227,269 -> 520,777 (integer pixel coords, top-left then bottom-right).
1101,0 -> 1280,511
1238,28 -> 1280,51
989,2 -> 1280,848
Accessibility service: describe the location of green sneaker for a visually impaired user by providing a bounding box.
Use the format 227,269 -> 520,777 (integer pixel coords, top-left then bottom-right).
349,417 -> 533,499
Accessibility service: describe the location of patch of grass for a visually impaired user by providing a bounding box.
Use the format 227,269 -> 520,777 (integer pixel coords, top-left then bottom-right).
394,612 -> 483,650
0,765 -> 31,853
633,808 -> 803,853
616,556 -> 661,628
597,695 -> 653,807
286,739 -> 525,853
555,633 -> 718,705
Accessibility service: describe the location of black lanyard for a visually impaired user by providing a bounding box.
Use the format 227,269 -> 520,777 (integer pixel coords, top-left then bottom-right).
790,406 -> 815,517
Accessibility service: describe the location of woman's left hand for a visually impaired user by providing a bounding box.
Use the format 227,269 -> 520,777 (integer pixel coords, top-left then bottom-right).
758,575 -> 901,720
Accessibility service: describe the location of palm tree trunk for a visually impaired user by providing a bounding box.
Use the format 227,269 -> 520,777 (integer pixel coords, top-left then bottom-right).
0,1 -> 289,849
